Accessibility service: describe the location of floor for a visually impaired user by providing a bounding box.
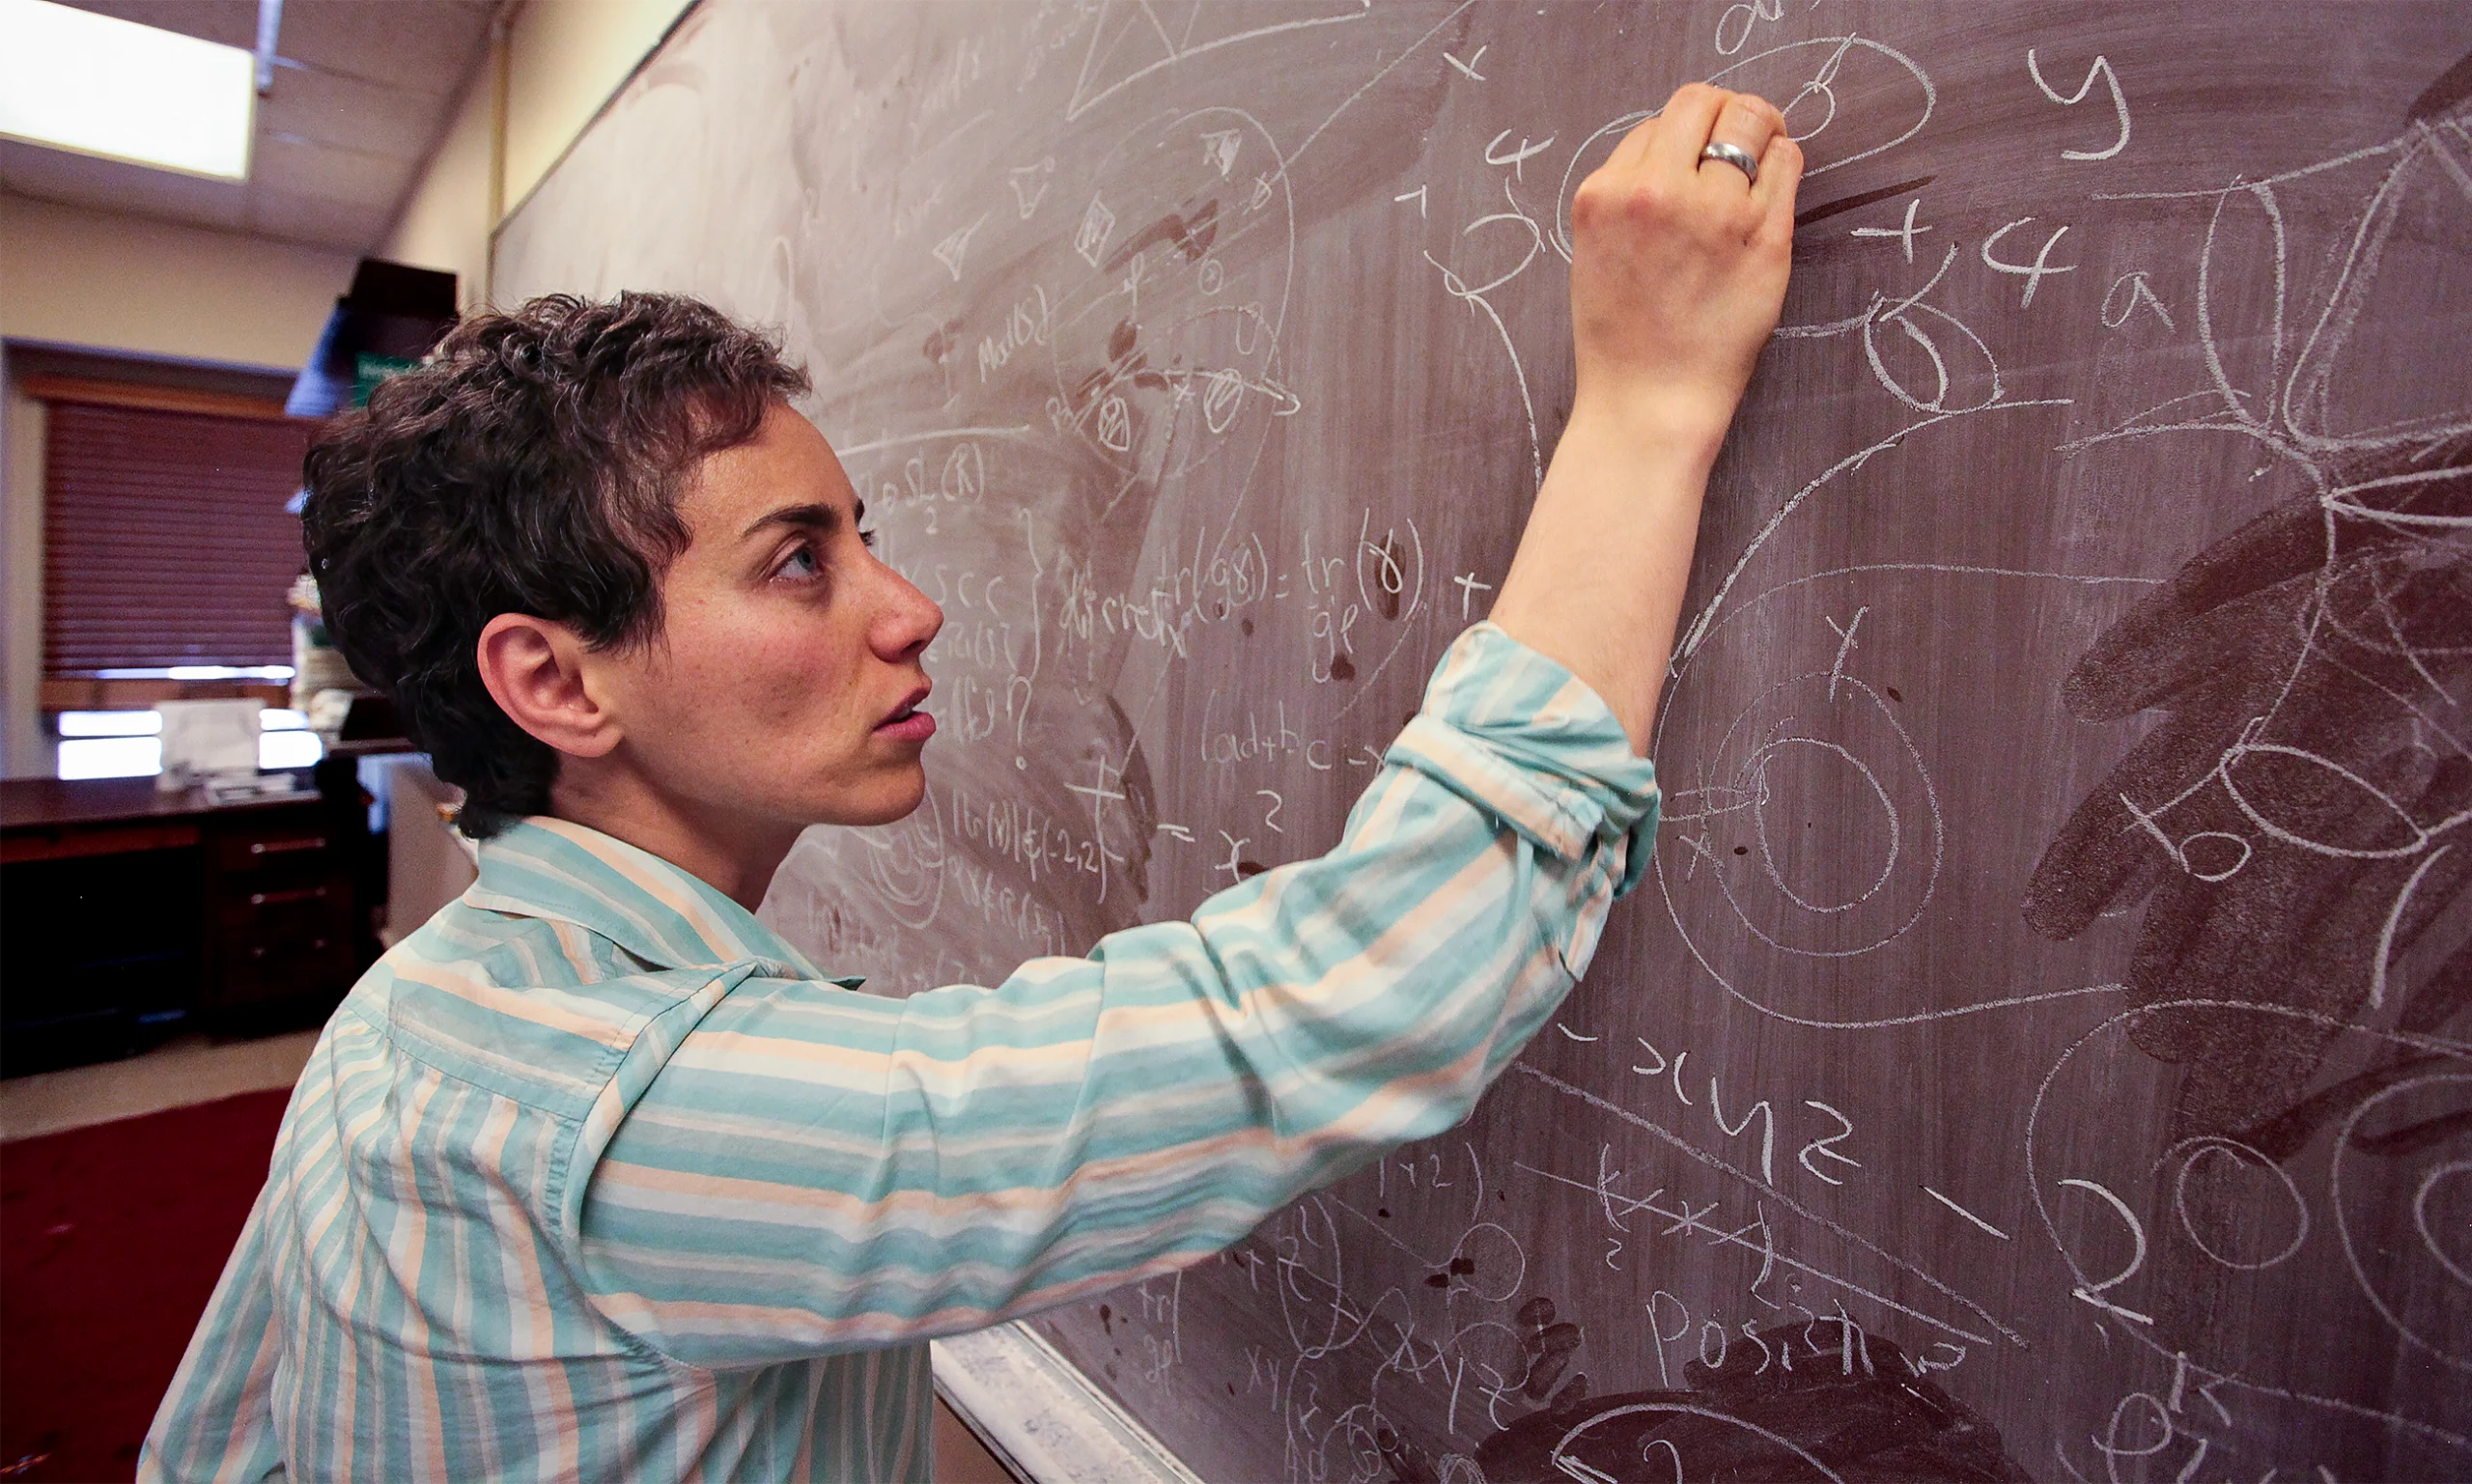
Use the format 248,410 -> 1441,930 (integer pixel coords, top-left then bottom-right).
0,1030 -> 320,1141
0,1032 -> 1020,1482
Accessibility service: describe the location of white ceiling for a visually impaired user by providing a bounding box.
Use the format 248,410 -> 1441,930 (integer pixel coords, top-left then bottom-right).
0,0 -> 499,253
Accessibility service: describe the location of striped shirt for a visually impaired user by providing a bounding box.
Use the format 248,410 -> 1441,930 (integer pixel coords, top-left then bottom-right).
142,622 -> 1658,1482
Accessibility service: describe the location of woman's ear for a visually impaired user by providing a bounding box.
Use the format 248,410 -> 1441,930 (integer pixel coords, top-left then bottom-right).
475,613 -> 623,759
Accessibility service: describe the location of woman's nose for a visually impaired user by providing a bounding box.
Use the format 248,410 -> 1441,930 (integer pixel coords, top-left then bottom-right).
872,565 -> 943,661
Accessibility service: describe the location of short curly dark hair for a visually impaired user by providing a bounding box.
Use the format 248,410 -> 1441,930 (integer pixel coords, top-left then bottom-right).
302,292 -> 810,836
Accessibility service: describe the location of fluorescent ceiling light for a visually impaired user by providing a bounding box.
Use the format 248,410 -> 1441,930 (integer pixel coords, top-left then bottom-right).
0,0 -> 255,180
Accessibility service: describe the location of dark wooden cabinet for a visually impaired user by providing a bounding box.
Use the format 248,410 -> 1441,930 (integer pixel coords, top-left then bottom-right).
2,776 -> 370,1073
202,812 -> 356,1013
0,838 -> 201,1073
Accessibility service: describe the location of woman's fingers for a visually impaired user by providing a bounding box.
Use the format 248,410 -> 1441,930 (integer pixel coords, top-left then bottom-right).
1643,82 -> 1729,178
1699,93 -> 1783,189
1751,128 -> 1805,238
1602,85 -> 1792,195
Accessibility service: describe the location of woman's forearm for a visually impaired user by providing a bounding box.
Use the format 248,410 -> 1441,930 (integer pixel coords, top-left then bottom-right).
1491,401 -> 1719,752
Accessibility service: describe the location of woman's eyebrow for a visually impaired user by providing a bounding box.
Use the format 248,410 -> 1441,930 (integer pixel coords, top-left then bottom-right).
741,501 -> 840,540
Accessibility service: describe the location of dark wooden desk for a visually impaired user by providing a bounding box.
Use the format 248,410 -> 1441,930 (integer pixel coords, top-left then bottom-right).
2,775 -> 321,847
2,776 -> 363,1075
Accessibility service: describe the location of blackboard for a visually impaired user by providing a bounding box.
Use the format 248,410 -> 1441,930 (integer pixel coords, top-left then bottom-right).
494,3 -> 2472,1477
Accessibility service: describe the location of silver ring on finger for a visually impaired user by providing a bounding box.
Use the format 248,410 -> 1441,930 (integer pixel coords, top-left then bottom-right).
1698,140 -> 1759,186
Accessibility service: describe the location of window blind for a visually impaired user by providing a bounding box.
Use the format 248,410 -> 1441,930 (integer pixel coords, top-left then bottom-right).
42,401 -> 314,673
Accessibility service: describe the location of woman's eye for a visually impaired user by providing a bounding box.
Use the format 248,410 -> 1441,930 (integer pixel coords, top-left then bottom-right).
859,527 -> 878,549
777,544 -> 821,580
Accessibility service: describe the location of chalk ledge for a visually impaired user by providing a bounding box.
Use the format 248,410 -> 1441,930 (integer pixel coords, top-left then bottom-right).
932,1322 -> 1205,1484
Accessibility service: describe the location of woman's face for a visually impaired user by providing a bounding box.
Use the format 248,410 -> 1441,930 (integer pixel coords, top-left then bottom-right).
593,404 -> 946,831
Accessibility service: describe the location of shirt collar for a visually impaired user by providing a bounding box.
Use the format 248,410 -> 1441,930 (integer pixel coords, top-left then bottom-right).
464,816 -> 854,985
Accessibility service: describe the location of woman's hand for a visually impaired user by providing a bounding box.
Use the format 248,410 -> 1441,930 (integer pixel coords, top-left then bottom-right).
1566,83 -> 1803,462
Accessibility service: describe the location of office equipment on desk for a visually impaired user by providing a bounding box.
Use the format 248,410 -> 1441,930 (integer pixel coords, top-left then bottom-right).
202,771 -> 306,805
495,3 -> 2472,1478
154,697 -> 264,794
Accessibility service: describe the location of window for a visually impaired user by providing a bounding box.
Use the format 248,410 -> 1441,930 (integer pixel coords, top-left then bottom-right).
42,399 -> 315,675
54,708 -> 324,780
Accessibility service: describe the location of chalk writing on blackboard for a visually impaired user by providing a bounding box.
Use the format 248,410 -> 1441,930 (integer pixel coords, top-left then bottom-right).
497,2 -> 2472,1477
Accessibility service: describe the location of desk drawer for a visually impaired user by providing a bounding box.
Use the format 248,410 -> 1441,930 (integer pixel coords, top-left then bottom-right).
213,826 -> 333,875
221,878 -> 346,922
208,869 -> 355,1009
215,929 -> 355,1007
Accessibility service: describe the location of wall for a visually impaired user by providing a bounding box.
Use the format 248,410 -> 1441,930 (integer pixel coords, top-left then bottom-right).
0,195 -> 356,370
503,0 -> 698,214
379,0 -> 696,308
0,364 -> 43,777
379,54 -> 498,316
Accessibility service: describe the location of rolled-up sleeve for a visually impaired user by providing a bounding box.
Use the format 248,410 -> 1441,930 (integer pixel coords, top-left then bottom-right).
576,622 -> 1658,1366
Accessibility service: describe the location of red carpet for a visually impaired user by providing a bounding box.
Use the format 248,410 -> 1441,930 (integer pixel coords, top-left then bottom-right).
2,1089 -> 291,1483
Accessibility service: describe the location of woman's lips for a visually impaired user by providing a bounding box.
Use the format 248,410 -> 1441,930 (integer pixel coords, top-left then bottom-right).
874,709 -> 936,742
875,685 -> 935,742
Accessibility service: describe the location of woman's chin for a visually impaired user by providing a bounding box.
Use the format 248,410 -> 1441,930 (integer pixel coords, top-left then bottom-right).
813,765 -> 929,828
